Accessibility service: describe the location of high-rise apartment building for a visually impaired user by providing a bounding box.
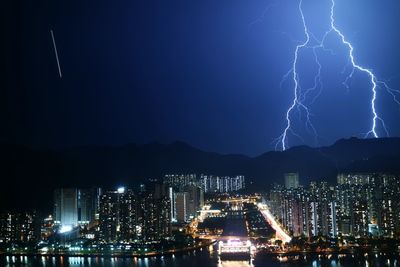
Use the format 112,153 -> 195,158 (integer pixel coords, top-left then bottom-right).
54,188 -> 102,227
99,185 -> 171,243
284,173 -> 299,189
54,188 -> 78,227
200,175 -> 245,193
269,181 -> 337,238
0,212 -> 40,244
336,173 -> 400,238
175,192 -> 189,223
163,174 -> 198,191
270,172 -> 400,239
163,174 -> 206,223
99,188 -> 137,242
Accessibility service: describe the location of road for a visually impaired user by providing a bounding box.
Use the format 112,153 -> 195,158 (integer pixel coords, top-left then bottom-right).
257,203 -> 291,243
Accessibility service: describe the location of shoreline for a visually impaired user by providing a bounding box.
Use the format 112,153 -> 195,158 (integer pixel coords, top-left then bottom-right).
4,242 -> 400,259
257,248 -> 400,257
0,240 -> 216,258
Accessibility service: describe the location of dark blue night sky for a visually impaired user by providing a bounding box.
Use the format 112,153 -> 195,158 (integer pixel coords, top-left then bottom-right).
2,0 -> 400,155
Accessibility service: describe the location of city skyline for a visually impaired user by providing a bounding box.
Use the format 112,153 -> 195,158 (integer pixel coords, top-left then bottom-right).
2,0 -> 400,265
3,172 -> 400,263
1,137 -> 400,213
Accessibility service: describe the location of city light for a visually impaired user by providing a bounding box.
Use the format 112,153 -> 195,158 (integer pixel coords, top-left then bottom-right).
59,225 -> 73,234
117,187 -> 125,194
258,203 -> 292,243
219,238 -> 252,256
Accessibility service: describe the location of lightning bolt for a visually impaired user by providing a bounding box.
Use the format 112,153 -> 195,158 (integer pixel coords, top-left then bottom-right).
328,0 -> 385,139
276,0 -> 399,151
275,0 -> 313,151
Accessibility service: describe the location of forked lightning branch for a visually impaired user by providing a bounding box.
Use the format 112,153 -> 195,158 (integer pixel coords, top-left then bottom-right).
276,0 -> 400,151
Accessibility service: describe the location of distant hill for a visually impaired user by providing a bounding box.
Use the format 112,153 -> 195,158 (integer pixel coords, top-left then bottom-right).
1,137 -> 400,212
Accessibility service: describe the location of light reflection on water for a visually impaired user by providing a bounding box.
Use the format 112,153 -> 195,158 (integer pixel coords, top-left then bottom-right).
218,261 -> 253,267
2,248 -> 400,267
